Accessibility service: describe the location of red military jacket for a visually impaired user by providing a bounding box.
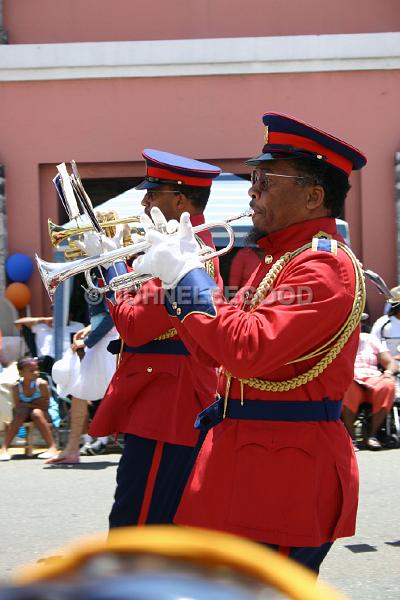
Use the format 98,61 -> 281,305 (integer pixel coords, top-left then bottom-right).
90,214 -> 221,447
171,217 -> 360,547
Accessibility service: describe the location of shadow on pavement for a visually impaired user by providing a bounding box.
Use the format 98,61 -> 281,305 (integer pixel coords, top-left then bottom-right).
42,461 -> 118,470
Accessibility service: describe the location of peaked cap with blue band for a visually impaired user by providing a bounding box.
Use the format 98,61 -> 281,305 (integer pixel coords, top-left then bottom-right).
247,112 -> 367,176
136,149 -> 221,190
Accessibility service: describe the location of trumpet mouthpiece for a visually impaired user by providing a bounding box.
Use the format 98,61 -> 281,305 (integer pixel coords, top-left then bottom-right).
225,209 -> 254,224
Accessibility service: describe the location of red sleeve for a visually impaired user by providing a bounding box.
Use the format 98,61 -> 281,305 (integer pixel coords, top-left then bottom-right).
107,242 -> 223,348
170,249 -> 356,378
107,280 -> 175,346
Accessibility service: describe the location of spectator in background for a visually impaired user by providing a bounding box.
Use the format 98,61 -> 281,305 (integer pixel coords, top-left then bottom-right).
14,316 -> 84,359
342,314 -> 397,450
371,287 -> 400,360
0,357 -> 58,461
228,246 -> 265,291
46,288 -> 117,464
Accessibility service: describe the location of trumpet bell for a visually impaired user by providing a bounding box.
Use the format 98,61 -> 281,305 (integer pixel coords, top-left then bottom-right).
35,255 -> 68,300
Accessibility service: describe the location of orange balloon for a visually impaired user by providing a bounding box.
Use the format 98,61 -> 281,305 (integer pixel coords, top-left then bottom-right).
5,282 -> 31,310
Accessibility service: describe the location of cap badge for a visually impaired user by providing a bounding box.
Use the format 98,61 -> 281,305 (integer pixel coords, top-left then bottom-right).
263,126 -> 269,144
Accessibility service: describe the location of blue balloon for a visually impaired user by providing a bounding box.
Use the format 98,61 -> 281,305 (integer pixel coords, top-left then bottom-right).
6,253 -> 34,282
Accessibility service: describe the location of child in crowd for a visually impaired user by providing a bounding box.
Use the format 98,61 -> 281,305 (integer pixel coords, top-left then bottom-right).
0,357 -> 58,461
47,289 -> 117,464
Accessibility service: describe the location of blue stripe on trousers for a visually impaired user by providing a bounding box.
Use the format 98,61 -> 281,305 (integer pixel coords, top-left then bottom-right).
109,433 -> 201,528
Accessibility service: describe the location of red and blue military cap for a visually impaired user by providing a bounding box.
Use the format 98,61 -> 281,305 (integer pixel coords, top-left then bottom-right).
247,112 -> 367,176
136,149 -> 221,190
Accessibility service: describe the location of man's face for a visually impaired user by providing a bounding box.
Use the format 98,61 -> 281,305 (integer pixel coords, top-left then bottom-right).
248,159 -> 315,235
141,185 -> 180,221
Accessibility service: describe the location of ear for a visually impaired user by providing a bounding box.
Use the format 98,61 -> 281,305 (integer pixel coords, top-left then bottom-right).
175,193 -> 191,212
305,185 -> 325,212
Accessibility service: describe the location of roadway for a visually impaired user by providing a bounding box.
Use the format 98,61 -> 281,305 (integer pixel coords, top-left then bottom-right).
0,447 -> 398,599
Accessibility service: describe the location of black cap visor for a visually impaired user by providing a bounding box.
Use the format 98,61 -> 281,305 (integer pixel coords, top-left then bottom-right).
246,145 -> 327,167
135,176 -> 182,191
135,178 -> 163,190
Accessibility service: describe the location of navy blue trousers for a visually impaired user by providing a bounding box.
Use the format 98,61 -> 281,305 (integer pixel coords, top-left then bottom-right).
264,542 -> 333,574
109,433 -> 201,528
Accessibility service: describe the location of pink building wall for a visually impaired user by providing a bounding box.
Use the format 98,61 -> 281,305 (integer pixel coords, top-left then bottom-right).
4,0 -> 400,42
1,1 -> 399,318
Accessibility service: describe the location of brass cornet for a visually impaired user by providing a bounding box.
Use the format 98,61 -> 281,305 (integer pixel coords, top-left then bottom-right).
48,215 -> 142,247
50,161 -> 146,259
49,215 -> 144,259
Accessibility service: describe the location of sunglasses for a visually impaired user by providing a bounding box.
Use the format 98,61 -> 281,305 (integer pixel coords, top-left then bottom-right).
251,170 -> 308,192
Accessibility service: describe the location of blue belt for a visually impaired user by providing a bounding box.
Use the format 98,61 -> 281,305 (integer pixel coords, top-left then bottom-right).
107,339 -> 190,356
195,397 -> 342,432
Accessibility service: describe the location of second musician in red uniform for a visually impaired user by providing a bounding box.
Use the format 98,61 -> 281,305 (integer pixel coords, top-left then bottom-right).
85,150 -> 222,527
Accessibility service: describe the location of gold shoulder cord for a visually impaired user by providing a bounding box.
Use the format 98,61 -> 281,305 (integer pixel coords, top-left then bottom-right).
223,241 -> 365,412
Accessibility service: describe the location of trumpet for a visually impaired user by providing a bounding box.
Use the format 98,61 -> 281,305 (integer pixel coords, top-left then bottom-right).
36,210 -> 253,300
48,215 -> 142,247
49,215 -> 144,260
51,161 -> 146,259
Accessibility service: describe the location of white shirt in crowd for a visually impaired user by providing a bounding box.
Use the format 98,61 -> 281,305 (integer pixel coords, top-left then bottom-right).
371,314 -> 400,357
31,321 -> 83,358
353,332 -> 388,381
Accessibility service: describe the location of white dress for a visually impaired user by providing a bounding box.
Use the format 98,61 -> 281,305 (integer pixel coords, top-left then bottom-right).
67,315 -> 117,402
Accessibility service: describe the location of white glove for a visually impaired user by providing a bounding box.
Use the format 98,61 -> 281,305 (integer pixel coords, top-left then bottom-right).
139,208 -> 199,254
74,228 -> 127,273
133,208 -> 203,289
75,228 -> 123,257
139,209 -> 180,235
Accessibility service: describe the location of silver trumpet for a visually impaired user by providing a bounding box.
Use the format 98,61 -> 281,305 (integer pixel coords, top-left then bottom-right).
36,210 -> 253,300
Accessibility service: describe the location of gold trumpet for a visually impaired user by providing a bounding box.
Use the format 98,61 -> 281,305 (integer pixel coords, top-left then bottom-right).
49,215 -> 142,246
49,213 -> 144,259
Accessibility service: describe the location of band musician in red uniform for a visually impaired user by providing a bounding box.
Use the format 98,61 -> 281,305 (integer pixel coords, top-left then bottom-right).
80,149 -> 222,527
133,113 -> 367,574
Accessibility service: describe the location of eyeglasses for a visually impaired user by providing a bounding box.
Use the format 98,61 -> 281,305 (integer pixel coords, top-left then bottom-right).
146,190 -> 179,200
251,170 -> 308,192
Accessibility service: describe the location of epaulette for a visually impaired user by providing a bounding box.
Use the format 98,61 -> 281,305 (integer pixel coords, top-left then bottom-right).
311,236 -> 338,255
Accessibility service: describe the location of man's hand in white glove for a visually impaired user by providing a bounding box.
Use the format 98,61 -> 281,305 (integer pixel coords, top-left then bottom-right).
73,227 -> 132,279
139,208 -> 179,236
75,228 -> 124,258
133,208 -> 203,289
139,207 -> 199,254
